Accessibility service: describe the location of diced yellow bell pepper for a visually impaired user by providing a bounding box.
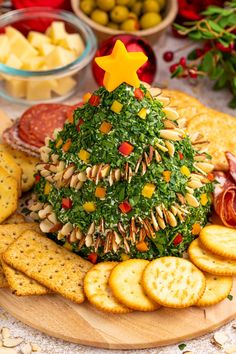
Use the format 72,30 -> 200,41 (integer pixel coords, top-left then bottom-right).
142,183 -> 156,198
56,138 -> 63,148
200,193 -> 208,206
44,181 -> 52,195
121,253 -> 130,261
95,186 -> 106,199
83,92 -> 91,103
83,202 -> 96,212
99,121 -> 112,134
78,149 -> 90,163
110,100 -> 123,113
145,91 -> 152,100
163,170 -> 171,182
138,108 -> 147,119
62,139 -> 72,152
180,165 -> 190,177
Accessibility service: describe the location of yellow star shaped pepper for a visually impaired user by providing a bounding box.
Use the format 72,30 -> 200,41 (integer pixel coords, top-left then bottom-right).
95,40 -> 148,92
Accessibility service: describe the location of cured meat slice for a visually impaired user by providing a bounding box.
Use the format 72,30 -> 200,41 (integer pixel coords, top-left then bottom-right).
19,104 -> 71,147
226,151 -> 236,183
213,171 -> 236,228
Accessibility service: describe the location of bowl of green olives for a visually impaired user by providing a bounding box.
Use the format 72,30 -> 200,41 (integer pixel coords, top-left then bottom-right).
71,0 -> 178,44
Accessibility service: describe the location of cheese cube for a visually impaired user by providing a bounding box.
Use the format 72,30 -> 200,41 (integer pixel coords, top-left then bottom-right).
28,31 -> 51,49
0,35 -> 10,62
22,56 -> 45,70
5,80 -> 26,98
26,80 -> 57,100
59,34 -> 84,55
38,43 -> 56,56
6,26 -> 38,61
45,47 -> 76,69
5,54 -> 22,69
46,21 -> 67,44
53,76 -> 76,96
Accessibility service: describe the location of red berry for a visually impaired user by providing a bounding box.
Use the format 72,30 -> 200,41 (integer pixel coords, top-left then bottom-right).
203,41 -> 212,53
163,51 -> 174,62
35,174 -> 40,183
118,142 -> 134,156
89,95 -> 100,107
169,63 -> 179,73
119,201 -> 132,214
134,88 -> 144,100
216,41 -> 234,53
88,252 -> 98,264
178,152 -> 184,160
62,198 -> 72,209
179,57 -> 186,68
189,68 -> 198,79
196,48 -> 204,58
76,118 -> 84,132
173,233 -> 183,246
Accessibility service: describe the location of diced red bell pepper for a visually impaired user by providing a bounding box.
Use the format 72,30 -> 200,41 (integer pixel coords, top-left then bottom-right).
134,88 -> 144,100
173,233 -> 183,246
35,174 -> 40,183
178,151 -> 184,160
88,252 -> 98,264
118,142 -> 134,156
89,95 -> 100,107
207,172 -> 215,182
76,119 -> 84,132
62,198 -> 72,209
119,200 -> 132,214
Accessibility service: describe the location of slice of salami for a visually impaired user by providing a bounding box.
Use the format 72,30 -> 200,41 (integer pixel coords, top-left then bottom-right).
19,104 -> 71,147
213,171 -> 236,228
226,151 -> 236,183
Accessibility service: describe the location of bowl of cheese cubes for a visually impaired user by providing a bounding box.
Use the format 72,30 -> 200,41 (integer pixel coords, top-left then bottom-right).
0,7 -> 97,104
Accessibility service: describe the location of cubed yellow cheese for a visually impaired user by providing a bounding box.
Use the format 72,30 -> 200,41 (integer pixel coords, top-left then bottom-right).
46,21 -> 67,44
5,54 -> 22,69
6,26 -> 38,61
45,47 -> 76,69
52,76 -> 76,96
28,31 -> 51,48
0,35 -> 10,62
5,80 -> 26,98
38,43 -> 56,56
59,34 -> 84,55
22,56 -> 45,70
26,80 -> 57,101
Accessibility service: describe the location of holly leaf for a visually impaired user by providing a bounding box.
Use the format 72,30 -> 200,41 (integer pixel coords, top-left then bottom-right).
189,31 -> 202,40
209,65 -> 224,80
229,97 -> 236,108
199,51 -> 214,73
171,66 -> 184,78
219,12 -> 236,27
208,20 -> 223,33
187,49 -> 198,60
213,72 -> 228,90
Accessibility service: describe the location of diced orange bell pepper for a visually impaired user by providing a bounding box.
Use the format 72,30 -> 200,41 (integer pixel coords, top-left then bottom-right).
136,241 -> 148,252
99,121 -> 112,134
118,142 -> 134,156
95,186 -> 106,199
62,139 -> 72,152
44,181 -> 52,195
191,223 -> 202,235
163,170 -> 171,182
83,92 -> 92,103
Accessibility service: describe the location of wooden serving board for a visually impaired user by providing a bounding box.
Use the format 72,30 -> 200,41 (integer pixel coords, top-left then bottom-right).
0,279 -> 235,349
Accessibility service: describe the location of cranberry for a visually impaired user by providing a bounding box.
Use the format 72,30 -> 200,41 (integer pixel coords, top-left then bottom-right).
169,63 -> 179,73
163,51 -> 174,62
179,57 -> 186,67
203,41 -> 212,53
216,41 -> 234,53
196,48 -> 204,58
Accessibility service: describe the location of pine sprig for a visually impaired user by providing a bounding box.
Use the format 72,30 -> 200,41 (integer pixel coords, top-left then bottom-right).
171,0 -> 236,108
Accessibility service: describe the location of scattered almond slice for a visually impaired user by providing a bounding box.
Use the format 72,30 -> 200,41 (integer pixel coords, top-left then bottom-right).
232,322 -> 236,329
183,351 -> 195,354
2,338 -> 24,348
212,332 -> 228,348
1,328 -> 10,339
0,349 -> 18,354
20,343 -> 32,354
30,343 -> 41,352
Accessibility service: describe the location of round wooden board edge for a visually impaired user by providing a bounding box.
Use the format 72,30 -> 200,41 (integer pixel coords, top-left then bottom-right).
0,287 -> 235,350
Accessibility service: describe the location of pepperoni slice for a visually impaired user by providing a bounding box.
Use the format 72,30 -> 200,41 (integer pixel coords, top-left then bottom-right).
226,151 -> 236,183
19,104 -> 71,147
213,171 -> 236,228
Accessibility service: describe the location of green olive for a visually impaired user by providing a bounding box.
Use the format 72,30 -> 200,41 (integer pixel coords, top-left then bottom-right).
116,0 -> 130,5
120,18 -> 138,31
107,22 -> 120,29
110,5 -> 129,23
131,2 -> 142,16
96,0 -> 115,11
142,0 -> 160,13
140,12 -> 162,29
91,9 -> 109,25
80,0 -> 95,15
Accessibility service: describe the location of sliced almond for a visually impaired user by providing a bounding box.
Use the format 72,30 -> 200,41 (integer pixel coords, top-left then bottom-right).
156,95 -> 170,107
0,349 -> 18,354
20,343 -> 32,354
1,328 -> 10,339
155,142 -> 168,152
232,322 -> 236,329
157,216 -> 166,229
165,140 -> 175,157
212,332 -> 228,348
2,338 -> 24,348
187,180 -> 203,189
185,193 -> 199,207
194,162 -> 214,173
39,219 -> 54,233
166,211 -> 177,227
177,118 -> 187,128
159,130 -> 182,141
163,107 -> 179,121
149,87 -> 162,97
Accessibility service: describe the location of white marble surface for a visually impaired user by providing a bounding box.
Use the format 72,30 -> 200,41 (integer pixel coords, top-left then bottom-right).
0,31 -> 235,354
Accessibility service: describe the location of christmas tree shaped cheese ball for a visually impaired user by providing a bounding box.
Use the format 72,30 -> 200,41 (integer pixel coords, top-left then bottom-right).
31,40 -> 214,263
